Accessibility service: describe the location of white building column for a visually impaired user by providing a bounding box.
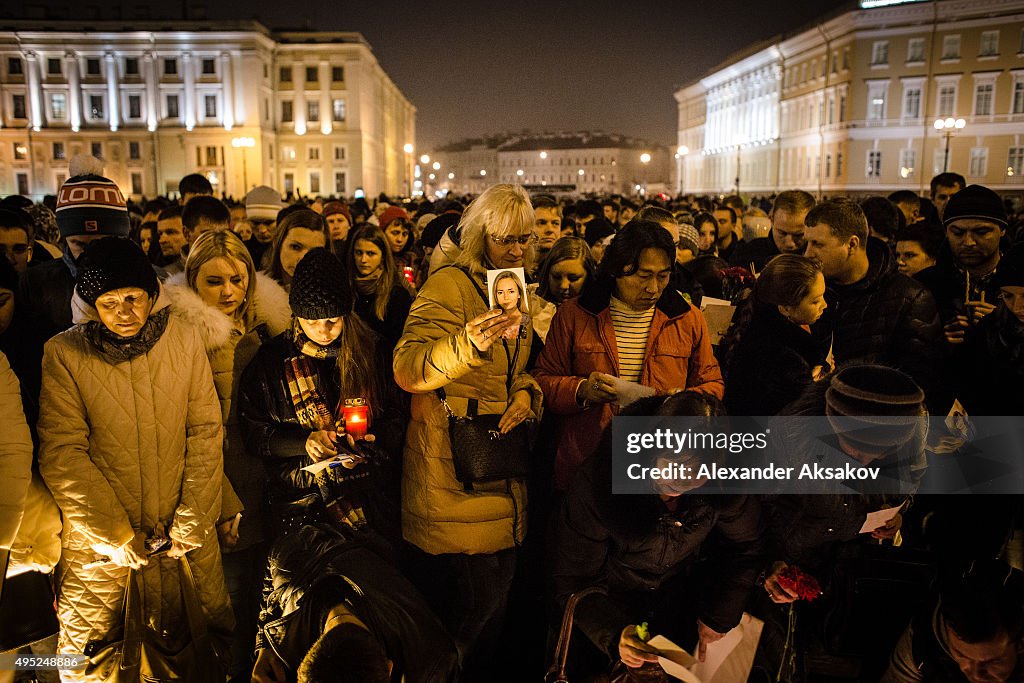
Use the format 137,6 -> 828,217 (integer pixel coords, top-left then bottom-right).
319,60 -> 331,135
294,61 -> 306,135
220,51 -> 234,130
24,51 -> 43,131
65,51 -> 82,132
182,52 -> 196,131
105,52 -> 119,131
144,51 -> 157,131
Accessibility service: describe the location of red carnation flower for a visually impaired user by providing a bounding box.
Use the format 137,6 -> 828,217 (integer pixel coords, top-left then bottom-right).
776,565 -> 823,602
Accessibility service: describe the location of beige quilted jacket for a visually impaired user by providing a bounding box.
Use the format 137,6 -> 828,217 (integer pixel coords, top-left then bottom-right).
38,287 -> 233,665
0,351 -> 32,549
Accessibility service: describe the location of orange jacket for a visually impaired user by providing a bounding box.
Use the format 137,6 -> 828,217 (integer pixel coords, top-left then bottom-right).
534,286 -> 724,490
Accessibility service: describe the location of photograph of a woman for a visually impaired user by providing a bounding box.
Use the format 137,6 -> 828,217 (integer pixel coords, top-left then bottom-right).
489,269 -> 530,339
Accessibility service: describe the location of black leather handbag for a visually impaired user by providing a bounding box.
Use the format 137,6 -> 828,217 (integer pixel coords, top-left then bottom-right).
0,550 -> 60,653
443,394 -> 534,486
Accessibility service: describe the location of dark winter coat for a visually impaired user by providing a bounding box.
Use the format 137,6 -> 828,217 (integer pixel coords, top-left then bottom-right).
552,449 -> 766,658
724,305 -> 823,416
237,330 -> 405,542
915,256 -> 1003,327
353,283 -> 413,352
812,237 -> 943,402
256,524 -> 459,683
954,305 -> 1024,416
728,234 -> 782,272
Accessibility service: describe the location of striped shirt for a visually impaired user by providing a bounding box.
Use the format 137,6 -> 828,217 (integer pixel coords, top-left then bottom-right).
609,296 -> 656,383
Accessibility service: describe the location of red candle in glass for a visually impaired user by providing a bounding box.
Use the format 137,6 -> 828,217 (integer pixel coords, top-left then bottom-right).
342,398 -> 369,440
403,266 -> 415,284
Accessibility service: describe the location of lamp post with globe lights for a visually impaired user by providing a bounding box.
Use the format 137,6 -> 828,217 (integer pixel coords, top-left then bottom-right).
934,117 -> 966,174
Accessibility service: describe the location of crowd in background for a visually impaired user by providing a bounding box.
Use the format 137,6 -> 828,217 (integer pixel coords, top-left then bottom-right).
2,153 -> 1024,683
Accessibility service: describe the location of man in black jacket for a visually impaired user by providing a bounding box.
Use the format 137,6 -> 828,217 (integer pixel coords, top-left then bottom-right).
803,199 -> 943,406
251,524 -> 459,683
730,190 -> 815,272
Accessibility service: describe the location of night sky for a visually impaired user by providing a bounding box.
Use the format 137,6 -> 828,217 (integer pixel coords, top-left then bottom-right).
24,0 -> 854,150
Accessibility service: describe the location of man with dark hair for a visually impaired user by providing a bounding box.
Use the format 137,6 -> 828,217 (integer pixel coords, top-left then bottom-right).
885,559 -> 1024,682
0,207 -> 36,274
617,198 -> 638,227
711,205 -> 742,262
862,196 -> 902,242
156,205 -> 187,274
896,223 -> 942,277
178,172 -> 214,205
930,172 -> 966,220
916,185 -> 1007,334
889,190 -> 923,226
576,200 -> 602,237
803,198 -> 942,404
635,205 -> 703,305
251,524 -> 459,683
182,195 -> 231,245
601,198 -> 619,224
729,189 -> 815,270
532,194 -> 562,261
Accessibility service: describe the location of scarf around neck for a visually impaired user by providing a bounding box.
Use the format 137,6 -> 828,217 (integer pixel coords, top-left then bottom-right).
84,307 -> 170,362
285,319 -> 340,430
290,318 -> 341,360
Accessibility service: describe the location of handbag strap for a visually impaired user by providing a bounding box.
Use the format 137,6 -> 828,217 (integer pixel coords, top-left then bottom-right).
121,569 -> 143,671
545,586 -> 607,683
179,556 -> 214,652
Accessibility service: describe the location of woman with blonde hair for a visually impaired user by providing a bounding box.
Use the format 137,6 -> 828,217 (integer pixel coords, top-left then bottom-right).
394,183 -> 543,679
163,229 -> 291,681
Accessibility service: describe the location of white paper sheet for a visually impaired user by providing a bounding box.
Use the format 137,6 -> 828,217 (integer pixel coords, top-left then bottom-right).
605,375 -> 657,407
645,614 -> 764,683
300,454 -> 357,475
647,636 -> 700,683
859,506 -> 902,534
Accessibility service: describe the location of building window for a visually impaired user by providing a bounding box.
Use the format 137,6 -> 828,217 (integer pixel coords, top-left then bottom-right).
50,93 -> 66,120
942,35 -> 960,60
282,146 -> 296,162
86,58 -> 100,75
871,41 -> 889,66
975,83 -> 994,116
55,172 -> 66,188
899,148 -> 916,178
309,172 -> 320,194
1014,81 -> 1024,114
279,66 -> 292,83
307,100 -> 319,123
906,38 -> 925,63
281,100 -> 293,123
1008,147 -> 1024,177
335,172 -> 346,194
839,93 -> 847,122
164,58 -> 177,75
53,142 -> 65,160
129,141 -> 141,160
332,99 -> 345,122
969,148 -> 988,177
12,142 -> 27,160
130,172 -> 143,195
979,30 -> 999,57
8,57 -> 22,75
937,85 -> 956,117
867,150 -> 882,178
903,86 -> 921,119
308,146 -> 320,161
91,142 -> 103,159
332,66 -> 344,82
283,173 -> 294,195
125,57 -> 139,75
333,145 -> 346,161
127,94 -> 141,119
305,66 -> 317,83
15,173 -> 28,196
89,94 -> 105,119
205,146 -> 218,166
867,83 -> 887,121
836,153 -> 843,177
166,94 -> 180,118
12,95 -> 26,119
47,58 -> 61,75
204,94 -> 217,118
201,58 -> 216,75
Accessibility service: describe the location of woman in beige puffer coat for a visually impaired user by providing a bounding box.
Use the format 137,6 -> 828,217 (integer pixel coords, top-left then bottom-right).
38,238 -> 232,680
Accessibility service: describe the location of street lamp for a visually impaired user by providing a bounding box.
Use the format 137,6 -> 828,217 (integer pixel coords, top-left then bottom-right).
420,154 -> 430,165
639,153 -> 651,197
934,117 -> 966,174
675,145 -> 689,195
231,136 -> 256,195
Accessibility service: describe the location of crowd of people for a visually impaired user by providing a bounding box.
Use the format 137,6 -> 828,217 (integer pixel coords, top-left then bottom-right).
1,157 -> 1024,683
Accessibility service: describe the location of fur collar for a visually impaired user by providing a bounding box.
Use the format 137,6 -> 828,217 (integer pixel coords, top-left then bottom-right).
163,271 -> 292,352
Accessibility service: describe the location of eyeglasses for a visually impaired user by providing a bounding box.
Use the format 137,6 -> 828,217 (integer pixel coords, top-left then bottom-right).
0,243 -> 30,256
488,233 -> 536,247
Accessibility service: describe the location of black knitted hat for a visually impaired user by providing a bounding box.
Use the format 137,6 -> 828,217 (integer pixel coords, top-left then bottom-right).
825,365 -> 925,450
419,212 -> 459,250
993,247 -> 1024,290
942,184 -> 1007,229
289,247 -> 352,319
76,237 -> 158,306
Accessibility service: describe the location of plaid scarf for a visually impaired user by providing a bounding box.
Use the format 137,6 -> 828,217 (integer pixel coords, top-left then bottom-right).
285,320 -> 340,430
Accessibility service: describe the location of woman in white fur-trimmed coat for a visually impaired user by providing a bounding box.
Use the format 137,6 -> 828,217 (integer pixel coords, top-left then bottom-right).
162,229 -> 290,680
